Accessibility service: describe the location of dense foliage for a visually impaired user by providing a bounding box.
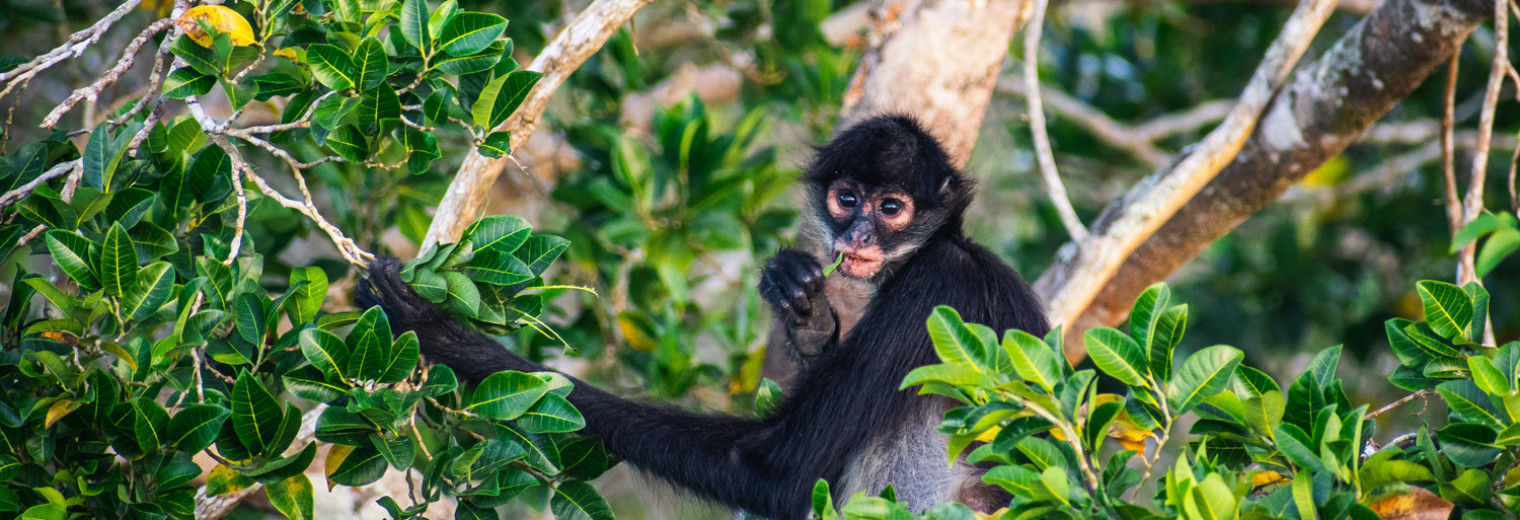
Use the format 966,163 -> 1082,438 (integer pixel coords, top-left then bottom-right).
814,281 -> 1518,519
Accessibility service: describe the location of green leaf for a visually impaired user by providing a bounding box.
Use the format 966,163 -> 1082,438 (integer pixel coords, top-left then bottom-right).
45,231 -> 99,291
299,328 -> 350,380
378,331 -> 419,384
421,365 -> 458,397
1416,280 -> 1473,341
327,444 -> 389,486
1272,423 -> 1327,473
431,48 -> 502,76
468,371 -> 549,421
925,306 -> 989,368
1469,356 -> 1511,395
517,393 -> 585,433
1168,345 -> 1243,414
442,271 -> 481,317
400,0 -> 430,50
285,267 -> 328,325
900,364 -> 999,389
356,85 -> 401,135
1129,283 -> 1170,357
1083,327 -> 1149,387
1358,452 -> 1433,492
401,129 -> 440,175
100,222 -> 138,297
439,12 -> 508,56
352,38 -> 389,91
163,68 -> 216,98
371,435 -> 416,470
515,235 -> 569,276
283,367 -> 349,402
1436,380 -> 1502,427
133,397 -> 171,453
552,481 -> 614,520
477,131 -> 511,158
1477,228 -> 1519,279
1151,305 -> 1187,382
172,35 -> 221,76
327,125 -> 369,163
1453,213 -> 1500,252
306,44 -> 356,91
186,144 -> 232,203
122,261 -> 174,322
465,215 -> 532,254
1438,423 -> 1502,467
1465,282 -> 1490,344
231,371 -> 284,456
462,251 -> 534,286
169,404 -> 231,452
82,121 -> 128,191
265,475 -> 315,520
1003,329 -> 1060,391
496,424 -> 561,473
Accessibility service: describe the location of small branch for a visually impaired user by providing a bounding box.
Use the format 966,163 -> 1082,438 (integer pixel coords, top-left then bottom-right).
0,0 -> 149,100
40,19 -> 174,129
996,77 -> 1234,167
423,0 -> 656,250
1457,5 -> 1507,287
1366,389 -> 1436,419
0,159 -> 82,211
1021,0 -> 1087,241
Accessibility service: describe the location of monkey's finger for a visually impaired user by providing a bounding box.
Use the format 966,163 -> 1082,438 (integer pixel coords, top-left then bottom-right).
787,254 -> 825,292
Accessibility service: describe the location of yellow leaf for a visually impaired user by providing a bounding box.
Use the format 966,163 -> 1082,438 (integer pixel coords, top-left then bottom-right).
176,5 -> 257,47
325,444 -> 355,490
1368,487 -> 1453,520
101,342 -> 139,372
975,425 -> 1001,443
273,48 -> 299,61
617,312 -> 657,352
206,464 -> 253,496
975,508 -> 1008,520
1251,470 -> 1288,487
45,399 -> 78,428
1302,155 -> 1350,187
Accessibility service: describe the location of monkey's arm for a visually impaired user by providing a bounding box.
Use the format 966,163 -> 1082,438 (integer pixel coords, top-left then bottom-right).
759,249 -> 838,366
357,258 -> 822,520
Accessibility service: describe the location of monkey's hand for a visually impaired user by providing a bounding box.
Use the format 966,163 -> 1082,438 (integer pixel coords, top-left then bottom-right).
759,249 -> 838,357
356,257 -> 540,382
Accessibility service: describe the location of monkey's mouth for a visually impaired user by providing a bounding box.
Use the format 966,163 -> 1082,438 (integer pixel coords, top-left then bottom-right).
834,248 -> 885,278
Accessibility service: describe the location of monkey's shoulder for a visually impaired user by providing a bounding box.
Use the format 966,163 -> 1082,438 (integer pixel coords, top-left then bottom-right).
887,237 -> 1048,336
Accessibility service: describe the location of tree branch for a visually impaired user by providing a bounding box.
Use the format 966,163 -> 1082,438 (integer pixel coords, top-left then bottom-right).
1034,0 -> 1492,356
0,0 -> 149,101
1033,0 -> 1338,358
421,0 -> 654,250
40,18 -> 173,129
1022,0 -> 1088,240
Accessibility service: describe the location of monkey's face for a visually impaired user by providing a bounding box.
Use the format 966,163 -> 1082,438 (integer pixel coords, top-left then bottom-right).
823,180 -> 919,279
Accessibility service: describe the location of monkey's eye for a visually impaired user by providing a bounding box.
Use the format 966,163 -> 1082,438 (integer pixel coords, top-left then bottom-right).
838,193 -> 858,208
880,199 -> 903,216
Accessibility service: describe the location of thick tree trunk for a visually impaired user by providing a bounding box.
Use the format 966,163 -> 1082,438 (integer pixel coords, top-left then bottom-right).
1033,0 -> 1491,350
837,0 -> 1031,167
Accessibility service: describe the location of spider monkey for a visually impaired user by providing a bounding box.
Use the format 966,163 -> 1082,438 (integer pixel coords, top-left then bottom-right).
357,115 -> 1049,519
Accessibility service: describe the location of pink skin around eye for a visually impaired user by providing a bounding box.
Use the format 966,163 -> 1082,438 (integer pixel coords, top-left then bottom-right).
824,185 -> 913,279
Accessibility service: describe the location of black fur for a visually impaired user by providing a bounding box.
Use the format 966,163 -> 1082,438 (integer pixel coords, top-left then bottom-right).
356,115 -> 1049,519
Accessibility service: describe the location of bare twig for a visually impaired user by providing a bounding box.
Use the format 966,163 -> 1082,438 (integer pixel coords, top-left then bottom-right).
1458,3 -> 1508,287
0,159 -> 82,211
1442,56 -> 1466,241
423,0 -> 654,250
996,77 -> 1234,167
1038,0 -> 1337,339
1366,389 -> 1436,419
41,19 -> 174,129
1021,0 -> 1087,241
0,0 -> 149,100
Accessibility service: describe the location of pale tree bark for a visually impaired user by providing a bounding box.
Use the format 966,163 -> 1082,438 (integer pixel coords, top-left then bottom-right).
837,0 -> 1033,167
421,0 -> 654,250
1033,0 -> 1491,356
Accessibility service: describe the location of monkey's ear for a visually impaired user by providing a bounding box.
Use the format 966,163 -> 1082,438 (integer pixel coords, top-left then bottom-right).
938,177 -> 954,199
